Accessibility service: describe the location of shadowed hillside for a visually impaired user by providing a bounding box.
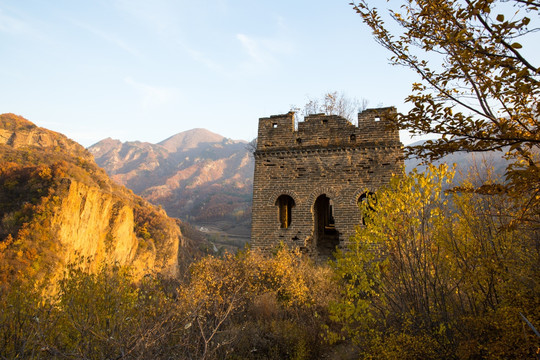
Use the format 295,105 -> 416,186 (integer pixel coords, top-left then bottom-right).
404,140 -> 509,181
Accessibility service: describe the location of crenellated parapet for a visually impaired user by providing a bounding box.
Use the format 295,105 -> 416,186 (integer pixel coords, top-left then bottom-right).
256,107 -> 400,152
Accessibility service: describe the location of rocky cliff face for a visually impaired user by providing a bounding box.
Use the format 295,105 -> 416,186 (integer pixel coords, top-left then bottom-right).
89,129 -> 253,233
50,179 -> 181,277
0,113 -> 184,285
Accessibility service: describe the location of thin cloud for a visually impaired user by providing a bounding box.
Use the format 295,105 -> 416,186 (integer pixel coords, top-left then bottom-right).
184,46 -> 224,73
236,34 -> 265,64
235,15 -> 294,69
236,32 -> 293,67
113,0 -> 179,36
0,10 -> 28,34
70,20 -> 141,57
0,8 -> 44,39
124,76 -> 181,109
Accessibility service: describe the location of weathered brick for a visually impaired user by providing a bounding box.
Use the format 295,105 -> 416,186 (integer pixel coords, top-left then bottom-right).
251,107 -> 404,258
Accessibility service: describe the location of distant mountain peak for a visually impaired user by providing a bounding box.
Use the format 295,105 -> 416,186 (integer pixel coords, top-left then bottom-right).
158,128 -> 225,153
88,128 -> 254,232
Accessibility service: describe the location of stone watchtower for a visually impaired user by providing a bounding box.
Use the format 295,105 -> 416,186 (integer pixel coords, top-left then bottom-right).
250,107 -> 403,257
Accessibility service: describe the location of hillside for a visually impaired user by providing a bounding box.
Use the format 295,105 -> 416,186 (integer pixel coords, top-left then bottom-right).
404,140 -> 509,181
89,129 -> 253,242
0,113 -> 189,286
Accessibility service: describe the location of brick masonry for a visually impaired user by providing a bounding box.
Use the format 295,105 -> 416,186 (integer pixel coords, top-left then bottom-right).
250,107 -> 404,258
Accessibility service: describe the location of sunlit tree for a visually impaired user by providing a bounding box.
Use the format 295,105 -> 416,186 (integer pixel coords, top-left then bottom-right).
351,0 -> 539,222
330,165 -> 540,358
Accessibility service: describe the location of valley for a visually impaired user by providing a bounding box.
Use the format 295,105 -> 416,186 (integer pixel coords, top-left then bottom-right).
89,128 -> 254,250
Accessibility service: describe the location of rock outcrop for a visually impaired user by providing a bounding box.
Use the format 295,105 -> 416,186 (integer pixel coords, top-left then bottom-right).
0,113 -> 184,286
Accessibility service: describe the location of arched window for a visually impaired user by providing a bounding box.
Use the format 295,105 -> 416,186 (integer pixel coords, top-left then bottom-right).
275,195 -> 295,229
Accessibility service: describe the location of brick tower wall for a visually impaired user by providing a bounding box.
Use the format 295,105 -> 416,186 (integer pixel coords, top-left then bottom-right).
251,107 -> 404,256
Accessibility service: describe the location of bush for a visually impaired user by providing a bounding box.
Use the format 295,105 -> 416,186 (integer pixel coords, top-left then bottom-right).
330,165 -> 540,359
0,247 -> 339,359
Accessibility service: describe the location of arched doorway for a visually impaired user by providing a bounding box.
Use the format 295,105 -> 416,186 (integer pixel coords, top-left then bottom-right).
314,194 -> 339,256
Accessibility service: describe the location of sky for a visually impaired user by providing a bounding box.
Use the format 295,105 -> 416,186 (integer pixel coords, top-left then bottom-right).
0,0 -> 421,147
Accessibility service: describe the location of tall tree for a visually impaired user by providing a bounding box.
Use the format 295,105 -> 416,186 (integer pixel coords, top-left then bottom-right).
351,0 -> 539,221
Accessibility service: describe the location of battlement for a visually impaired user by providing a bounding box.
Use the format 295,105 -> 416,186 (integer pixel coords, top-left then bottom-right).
251,106 -> 404,258
256,107 -> 400,152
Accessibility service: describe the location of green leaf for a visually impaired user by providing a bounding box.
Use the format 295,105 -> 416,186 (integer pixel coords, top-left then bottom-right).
496,14 -> 504,22
511,42 -> 522,49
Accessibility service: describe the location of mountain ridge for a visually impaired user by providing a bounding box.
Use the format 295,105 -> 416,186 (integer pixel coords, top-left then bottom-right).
88,128 -> 253,240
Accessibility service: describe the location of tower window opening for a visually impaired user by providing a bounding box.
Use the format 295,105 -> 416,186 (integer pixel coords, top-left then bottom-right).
358,192 -> 376,225
276,195 -> 295,229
